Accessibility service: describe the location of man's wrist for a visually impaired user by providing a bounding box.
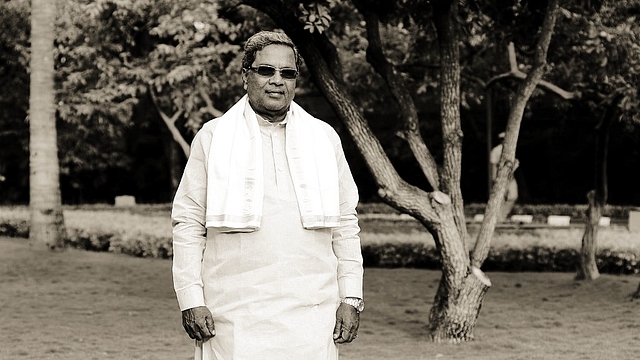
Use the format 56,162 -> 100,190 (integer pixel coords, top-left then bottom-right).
341,297 -> 365,313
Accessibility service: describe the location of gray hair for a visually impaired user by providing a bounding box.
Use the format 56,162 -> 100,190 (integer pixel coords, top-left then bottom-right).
241,31 -> 302,71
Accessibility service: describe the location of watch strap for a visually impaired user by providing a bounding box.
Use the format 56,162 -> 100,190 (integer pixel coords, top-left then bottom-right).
341,297 -> 365,313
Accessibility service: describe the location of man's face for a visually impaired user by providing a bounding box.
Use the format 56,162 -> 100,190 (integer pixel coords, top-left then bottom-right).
243,44 -> 297,121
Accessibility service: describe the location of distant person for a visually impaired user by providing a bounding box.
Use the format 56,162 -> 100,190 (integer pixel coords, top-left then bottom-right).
171,30 -> 364,360
490,132 -> 518,222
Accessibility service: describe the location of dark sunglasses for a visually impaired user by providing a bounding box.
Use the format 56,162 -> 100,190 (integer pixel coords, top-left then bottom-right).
246,65 -> 298,80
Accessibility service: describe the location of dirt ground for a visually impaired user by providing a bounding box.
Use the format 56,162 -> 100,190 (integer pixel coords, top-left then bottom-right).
2,236 -> 640,360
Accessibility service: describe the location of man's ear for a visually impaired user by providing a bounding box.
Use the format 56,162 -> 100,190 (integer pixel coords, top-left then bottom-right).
242,71 -> 248,90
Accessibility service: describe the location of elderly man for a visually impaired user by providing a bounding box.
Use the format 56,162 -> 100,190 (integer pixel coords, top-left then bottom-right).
171,30 -> 364,360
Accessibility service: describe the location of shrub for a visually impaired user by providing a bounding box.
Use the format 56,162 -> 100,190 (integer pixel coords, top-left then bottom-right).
0,219 -> 29,238
362,243 -> 640,274
1,205 -> 639,274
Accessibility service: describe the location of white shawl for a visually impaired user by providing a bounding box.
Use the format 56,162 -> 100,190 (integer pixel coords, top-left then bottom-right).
206,95 -> 340,232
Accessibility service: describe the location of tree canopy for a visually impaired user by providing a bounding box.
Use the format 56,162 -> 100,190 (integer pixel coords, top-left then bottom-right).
0,0 -> 638,205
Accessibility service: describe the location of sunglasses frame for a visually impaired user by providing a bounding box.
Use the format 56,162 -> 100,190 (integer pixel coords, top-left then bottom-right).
246,65 -> 299,80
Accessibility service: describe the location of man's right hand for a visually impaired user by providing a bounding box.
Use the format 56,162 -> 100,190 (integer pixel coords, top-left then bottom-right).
182,306 -> 216,341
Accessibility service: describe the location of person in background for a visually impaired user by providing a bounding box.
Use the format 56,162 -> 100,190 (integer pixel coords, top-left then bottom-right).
171,30 -> 364,360
490,132 -> 519,222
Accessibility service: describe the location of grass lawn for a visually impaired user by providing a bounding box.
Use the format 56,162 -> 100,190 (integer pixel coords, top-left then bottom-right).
2,236 -> 640,359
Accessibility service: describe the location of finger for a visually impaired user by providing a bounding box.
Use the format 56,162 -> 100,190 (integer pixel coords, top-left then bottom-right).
183,320 -> 198,340
345,327 -> 356,343
192,323 -> 205,341
194,320 -> 213,340
198,317 -> 215,339
188,326 -> 202,341
205,316 -> 216,337
186,320 -> 206,341
335,327 -> 352,344
333,320 -> 342,340
348,330 -> 358,343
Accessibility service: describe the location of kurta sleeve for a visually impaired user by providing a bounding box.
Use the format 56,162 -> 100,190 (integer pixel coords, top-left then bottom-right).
171,124 -> 214,311
329,131 -> 364,299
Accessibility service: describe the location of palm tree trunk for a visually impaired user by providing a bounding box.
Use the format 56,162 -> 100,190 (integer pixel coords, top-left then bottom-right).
29,0 -> 66,250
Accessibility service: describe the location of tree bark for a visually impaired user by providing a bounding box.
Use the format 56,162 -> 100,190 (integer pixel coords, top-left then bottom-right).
577,190 -> 601,280
428,266 -> 491,343
576,94 -> 623,280
29,0 -> 66,250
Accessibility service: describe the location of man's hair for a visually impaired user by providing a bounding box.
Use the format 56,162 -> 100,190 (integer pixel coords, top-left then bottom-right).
241,31 -> 302,71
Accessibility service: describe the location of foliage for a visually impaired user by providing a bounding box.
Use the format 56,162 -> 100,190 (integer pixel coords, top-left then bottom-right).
1,0 -> 639,206
551,1 -> 640,123
0,0 -> 30,203
298,1 -> 335,33
70,0 -> 249,142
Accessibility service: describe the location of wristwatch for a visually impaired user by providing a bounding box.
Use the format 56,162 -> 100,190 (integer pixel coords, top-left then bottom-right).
341,297 -> 365,313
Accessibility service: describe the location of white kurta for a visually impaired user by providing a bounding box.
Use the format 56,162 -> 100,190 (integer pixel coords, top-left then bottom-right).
172,104 -> 363,360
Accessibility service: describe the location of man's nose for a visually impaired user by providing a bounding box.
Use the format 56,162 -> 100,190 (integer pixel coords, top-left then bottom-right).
268,72 -> 284,84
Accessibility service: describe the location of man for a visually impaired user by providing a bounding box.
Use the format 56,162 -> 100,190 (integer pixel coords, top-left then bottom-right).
490,132 -> 519,222
171,30 -> 364,360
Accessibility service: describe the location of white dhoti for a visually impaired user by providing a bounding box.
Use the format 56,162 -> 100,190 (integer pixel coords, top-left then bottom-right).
196,195 -> 340,360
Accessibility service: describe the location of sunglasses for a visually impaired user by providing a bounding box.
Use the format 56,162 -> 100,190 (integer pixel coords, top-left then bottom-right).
246,65 -> 298,80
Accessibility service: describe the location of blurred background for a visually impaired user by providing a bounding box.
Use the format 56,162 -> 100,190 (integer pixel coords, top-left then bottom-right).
1,0 -> 638,207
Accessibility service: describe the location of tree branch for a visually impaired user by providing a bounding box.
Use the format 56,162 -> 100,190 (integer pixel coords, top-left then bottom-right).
198,88 -> 224,118
355,2 -> 441,191
472,0 -> 561,267
149,87 -> 191,158
486,42 -> 576,100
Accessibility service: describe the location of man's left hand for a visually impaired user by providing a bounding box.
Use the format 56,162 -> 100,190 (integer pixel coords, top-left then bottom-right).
333,303 -> 360,344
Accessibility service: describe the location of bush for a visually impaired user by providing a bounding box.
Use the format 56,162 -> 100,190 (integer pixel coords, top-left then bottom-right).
362,243 -> 640,274
1,204 -> 639,274
0,219 -> 29,238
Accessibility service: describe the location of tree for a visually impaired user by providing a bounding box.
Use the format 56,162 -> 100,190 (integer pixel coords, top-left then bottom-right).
228,0 -> 561,342
542,1 -> 640,280
56,0 -> 252,196
574,3 -> 639,281
29,0 -> 66,249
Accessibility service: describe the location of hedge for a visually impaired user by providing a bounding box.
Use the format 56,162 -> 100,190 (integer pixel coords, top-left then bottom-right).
361,242 -> 639,275
2,218 -> 638,275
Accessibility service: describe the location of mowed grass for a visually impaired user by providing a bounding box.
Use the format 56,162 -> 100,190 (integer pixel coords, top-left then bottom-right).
1,236 -> 640,360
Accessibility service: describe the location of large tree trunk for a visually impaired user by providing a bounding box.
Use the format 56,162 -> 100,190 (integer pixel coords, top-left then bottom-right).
29,0 -> 66,250
429,267 -> 491,342
426,0 -> 492,341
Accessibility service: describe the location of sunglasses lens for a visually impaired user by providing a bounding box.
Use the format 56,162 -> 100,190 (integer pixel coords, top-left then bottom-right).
256,66 -> 277,77
252,66 -> 298,80
280,69 -> 298,79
